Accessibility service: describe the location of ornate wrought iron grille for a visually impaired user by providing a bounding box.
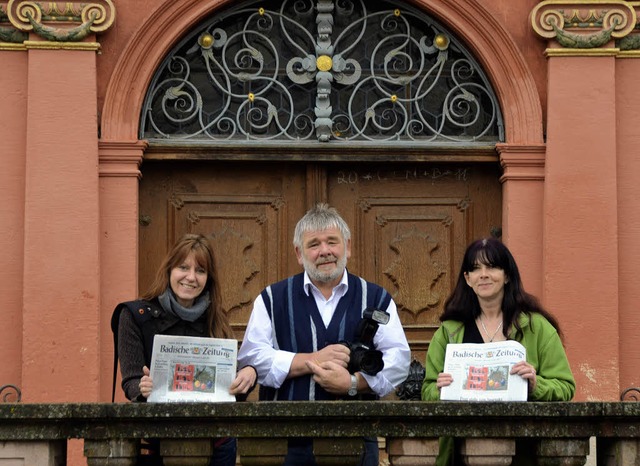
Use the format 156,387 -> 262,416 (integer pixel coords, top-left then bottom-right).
140,0 -> 503,145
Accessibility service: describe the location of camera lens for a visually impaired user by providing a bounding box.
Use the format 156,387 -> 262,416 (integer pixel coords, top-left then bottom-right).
350,347 -> 384,375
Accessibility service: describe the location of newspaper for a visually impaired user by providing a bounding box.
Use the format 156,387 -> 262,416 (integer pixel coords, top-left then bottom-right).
440,340 -> 528,401
147,334 -> 238,403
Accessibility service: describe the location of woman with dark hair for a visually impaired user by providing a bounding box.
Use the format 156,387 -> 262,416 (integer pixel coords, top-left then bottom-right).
421,238 -> 575,465
114,233 -> 256,465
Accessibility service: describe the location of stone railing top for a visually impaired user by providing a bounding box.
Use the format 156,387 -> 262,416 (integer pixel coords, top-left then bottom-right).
1,401 -> 640,441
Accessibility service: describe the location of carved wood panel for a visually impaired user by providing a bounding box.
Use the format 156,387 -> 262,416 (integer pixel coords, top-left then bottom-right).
327,163 -> 502,361
139,160 -> 501,363
138,161 -> 307,333
166,193 -> 284,320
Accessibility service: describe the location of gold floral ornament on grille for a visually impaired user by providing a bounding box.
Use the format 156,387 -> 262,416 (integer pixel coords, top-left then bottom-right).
198,33 -> 215,50
316,55 -> 333,72
434,34 -> 449,51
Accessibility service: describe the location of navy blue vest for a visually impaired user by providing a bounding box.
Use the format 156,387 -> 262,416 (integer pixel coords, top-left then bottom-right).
259,272 -> 391,401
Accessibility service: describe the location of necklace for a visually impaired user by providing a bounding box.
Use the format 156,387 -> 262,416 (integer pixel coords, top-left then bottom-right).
479,316 -> 503,342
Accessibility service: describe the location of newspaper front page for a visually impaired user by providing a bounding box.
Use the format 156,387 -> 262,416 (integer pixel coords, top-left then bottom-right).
440,340 -> 528,401
147,334 -> 238,403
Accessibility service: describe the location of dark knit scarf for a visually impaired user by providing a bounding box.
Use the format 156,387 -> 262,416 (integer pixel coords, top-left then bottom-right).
158,288 -> 210,322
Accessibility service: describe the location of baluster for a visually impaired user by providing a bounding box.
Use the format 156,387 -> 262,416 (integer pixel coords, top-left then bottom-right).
238,438 -> 286,465
597,438 -> 640,466
386,437 -> 440,466
460,438 -> 515,465
536,438 -> 590,466
84,439 -> 137,466
160,438 -> 212,466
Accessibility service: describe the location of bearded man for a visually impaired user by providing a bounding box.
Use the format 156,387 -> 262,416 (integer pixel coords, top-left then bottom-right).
238,203 -> 410,466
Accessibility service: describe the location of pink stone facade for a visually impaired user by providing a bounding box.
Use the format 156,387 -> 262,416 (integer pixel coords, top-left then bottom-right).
1,0 -> 638,412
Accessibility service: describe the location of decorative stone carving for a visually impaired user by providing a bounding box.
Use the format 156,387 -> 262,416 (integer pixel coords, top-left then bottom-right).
6,0 -> 115,41
620,387 -> 640,401
619,34 -> 640,51
0,384 -> 21,402
530,0 -> 636,49
0,6 -> 26,43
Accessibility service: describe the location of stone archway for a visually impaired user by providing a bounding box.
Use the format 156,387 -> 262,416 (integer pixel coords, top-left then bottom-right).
100,0 -> 542,143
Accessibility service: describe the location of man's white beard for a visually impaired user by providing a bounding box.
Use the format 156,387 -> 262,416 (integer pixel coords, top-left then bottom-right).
303,254 -> 347,284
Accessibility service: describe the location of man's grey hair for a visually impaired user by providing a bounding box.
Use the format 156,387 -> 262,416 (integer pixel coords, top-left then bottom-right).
293,203 -> 351,248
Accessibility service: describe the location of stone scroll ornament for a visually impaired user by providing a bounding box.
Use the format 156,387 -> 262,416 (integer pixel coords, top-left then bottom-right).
0,6 -> 26,42
530,0 -> 636,49
5,0 -> 115,42
620,387 -> 640,401
0,384 -> 21,403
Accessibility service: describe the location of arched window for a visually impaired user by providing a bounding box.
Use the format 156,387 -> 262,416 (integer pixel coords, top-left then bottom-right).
140,0 -> 502,146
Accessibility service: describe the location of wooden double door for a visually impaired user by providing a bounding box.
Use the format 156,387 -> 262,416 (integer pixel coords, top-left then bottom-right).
139,160 -> 502,362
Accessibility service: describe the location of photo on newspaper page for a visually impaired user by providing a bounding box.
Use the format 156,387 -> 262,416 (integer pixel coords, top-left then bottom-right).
440,340 -> 528,401
147,335 -> 238,403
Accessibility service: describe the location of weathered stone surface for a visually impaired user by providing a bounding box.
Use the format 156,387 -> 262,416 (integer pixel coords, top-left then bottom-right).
598,438 -> 640,466
238,438 -> 286,465
84,438 -> 137,466
387,437 -> 439,466
460,438 -> 515,466
1,401 -> 640,465
160,438 -> 211,466
0,401 -> 639,440
0,440 -> 66,465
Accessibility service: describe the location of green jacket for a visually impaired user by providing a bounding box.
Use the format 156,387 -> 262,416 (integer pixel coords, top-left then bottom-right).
422,312 -> 576,402
421,313 -> 575,466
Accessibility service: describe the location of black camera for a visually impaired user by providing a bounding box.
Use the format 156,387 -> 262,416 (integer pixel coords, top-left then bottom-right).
341,307 -> 390,376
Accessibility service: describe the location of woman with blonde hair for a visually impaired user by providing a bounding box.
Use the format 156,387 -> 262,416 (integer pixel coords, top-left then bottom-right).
113,233 -> 256,465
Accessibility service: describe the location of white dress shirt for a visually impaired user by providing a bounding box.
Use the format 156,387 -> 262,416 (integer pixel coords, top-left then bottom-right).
237,270 -> 411,398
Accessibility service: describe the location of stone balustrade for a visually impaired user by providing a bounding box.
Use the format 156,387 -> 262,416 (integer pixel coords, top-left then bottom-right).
1,401 -> 639,465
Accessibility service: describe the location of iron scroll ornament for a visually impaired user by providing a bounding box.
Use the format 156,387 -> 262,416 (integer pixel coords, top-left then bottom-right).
396,359 -> 426,401
140,0 -> 502,145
